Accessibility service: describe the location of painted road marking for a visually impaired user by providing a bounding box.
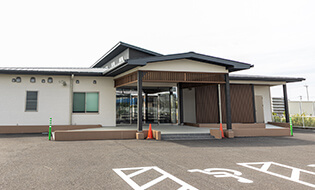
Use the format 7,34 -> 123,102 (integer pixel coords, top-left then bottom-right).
113,166 -> 198,190
237,162 -> 315,188
188,168 -> 253,183
308,164 -> 315,167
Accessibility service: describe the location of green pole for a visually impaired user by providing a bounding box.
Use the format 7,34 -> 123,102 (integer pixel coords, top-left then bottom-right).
49,118 -> 52,140
289,117 -> 293,136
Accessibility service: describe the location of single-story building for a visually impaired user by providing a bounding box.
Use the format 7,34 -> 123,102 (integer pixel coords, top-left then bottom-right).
0,42 -> 305,138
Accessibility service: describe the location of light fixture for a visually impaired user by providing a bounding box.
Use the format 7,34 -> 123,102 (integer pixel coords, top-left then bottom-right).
76,80 -> 80,84
41,79 -> 46,83
93,80 -> 97,84
12,78 -> 16,82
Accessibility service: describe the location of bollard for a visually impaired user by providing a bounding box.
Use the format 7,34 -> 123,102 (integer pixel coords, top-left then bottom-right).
49,118 -> 52,140
289,117 -> 293,136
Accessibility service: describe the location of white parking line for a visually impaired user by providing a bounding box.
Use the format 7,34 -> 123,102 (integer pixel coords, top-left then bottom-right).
113,166 -> 198,190
237,162 -> 315,188
188,168 -> 253,183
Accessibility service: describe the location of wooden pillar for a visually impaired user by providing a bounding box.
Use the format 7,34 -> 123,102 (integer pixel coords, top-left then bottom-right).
225,74 -> 232,130
283,84 -> 290,123
137,71 -> 143,132
145,93 -> 148,124
178,83 -> 184,125
252,84 -> 257,123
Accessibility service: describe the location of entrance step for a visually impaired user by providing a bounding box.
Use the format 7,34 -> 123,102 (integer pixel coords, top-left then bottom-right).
161,133 -> 215,140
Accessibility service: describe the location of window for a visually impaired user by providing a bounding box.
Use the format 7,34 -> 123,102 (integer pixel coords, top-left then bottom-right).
30,77 -> 36,83
48,77 -> 53,83
73,92 -> 99,113
16,77 -> 21,83
26,91 -> 38,111
41,79 -> 46,83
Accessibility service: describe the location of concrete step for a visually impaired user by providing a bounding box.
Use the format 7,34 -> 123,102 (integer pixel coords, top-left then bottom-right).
161,133 -> 215,140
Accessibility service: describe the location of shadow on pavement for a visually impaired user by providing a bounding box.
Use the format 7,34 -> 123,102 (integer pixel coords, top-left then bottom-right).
0,133 -> 46,138
165,135 -> 315,148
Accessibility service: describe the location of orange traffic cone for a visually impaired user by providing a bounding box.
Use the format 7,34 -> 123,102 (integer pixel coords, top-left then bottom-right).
147,124 -> 153,140
219,123 -> 225,138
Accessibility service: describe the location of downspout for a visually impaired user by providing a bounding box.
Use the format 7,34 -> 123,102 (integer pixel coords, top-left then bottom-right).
69,74 -> 74,125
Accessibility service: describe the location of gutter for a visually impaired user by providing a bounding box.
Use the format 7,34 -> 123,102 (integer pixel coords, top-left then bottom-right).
69,74 -> 74,125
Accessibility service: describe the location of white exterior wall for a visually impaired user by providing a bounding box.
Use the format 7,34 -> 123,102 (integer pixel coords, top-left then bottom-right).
254,85 -> 272,123
139,59 -> 228,73
72,76 -> 116,126
0,74 -> 116,126
183,88 -> 196,123
114,59 -> 228,79
0,74 -> 71,125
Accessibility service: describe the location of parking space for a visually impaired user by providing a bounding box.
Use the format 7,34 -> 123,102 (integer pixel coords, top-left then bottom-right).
0,129 -> 314,189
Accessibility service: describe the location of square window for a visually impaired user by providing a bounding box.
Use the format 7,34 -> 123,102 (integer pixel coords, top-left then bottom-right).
73,92 -> 99,113
26,91 -> 38,111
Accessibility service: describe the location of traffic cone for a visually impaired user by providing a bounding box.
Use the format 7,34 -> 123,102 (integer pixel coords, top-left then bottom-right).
147,124 -> 153,140
219,123 -> 225,138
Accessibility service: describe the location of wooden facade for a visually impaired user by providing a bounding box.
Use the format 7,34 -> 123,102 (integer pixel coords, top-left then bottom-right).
115,70 -> 255,124
195,84 -> 255,123
114,71 -> 225,87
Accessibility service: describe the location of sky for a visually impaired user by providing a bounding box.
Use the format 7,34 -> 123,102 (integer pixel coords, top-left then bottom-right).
0,0 -> 314,101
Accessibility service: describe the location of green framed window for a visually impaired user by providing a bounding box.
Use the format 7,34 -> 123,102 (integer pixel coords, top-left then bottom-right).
25,91 -> 38,111
73,92 -> 99,113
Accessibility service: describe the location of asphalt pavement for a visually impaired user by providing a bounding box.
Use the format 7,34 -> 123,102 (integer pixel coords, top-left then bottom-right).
0,128 -> 314,190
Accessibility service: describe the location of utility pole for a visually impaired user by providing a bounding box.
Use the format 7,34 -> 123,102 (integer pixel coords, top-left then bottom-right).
299,95 -> 305,128
304,85 -> 309,101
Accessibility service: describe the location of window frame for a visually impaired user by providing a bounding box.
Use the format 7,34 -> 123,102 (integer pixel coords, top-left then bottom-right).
25,91 -> 38,112
73,92 -> 99,113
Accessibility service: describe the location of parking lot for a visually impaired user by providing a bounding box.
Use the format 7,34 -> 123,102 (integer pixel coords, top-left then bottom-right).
0,129 -> 314,189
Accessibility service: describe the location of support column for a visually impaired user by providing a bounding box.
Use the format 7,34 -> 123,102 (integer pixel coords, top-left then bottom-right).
145,93 -> 148,124
137,71 -> 143,132
217,84 -> 222,124
178,83 -> 184,125
169,89 -> 172,123
252,84 -> 257,123
283,84 -> 290,123
225,74 -> 232,130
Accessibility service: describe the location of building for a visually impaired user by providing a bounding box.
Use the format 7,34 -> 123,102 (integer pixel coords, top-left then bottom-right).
0,42 -> 305,137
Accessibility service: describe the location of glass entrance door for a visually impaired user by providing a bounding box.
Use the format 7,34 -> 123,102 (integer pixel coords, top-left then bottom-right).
159,93 -> 172,123
146,95 -> 158,123
116,88 -> 177,124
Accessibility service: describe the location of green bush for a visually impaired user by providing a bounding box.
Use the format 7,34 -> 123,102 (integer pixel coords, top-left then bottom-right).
291,113 -> 315,127
272,112 -> 315,127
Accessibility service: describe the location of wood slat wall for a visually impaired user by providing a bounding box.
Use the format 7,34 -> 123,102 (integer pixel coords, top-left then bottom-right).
114,71 -> 226,87
229,84 -> 255,123
195,84 -> 255,123
114,72 -> 138,87
195,84 -> 219,123
143,71 -> 225,83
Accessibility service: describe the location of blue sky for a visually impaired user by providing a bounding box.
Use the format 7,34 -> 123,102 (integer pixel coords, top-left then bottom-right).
0,0 -> 314,100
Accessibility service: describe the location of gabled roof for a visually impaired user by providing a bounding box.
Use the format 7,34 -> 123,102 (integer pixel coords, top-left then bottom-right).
91,41 -> 162,68
104,52 -> 253,76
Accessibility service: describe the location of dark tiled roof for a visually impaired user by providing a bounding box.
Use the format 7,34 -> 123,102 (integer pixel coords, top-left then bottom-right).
230,74 -> 305,83
0,67 -> 107,76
